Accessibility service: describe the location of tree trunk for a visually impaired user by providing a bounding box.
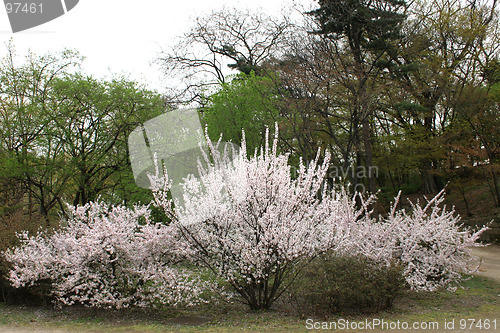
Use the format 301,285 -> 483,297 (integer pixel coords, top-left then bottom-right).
420,159 -> 439,194
362,117 -> 376,193
491,169 -> 500,207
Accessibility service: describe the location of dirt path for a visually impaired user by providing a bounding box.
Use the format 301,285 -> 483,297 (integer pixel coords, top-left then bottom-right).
472,245 -> 500,283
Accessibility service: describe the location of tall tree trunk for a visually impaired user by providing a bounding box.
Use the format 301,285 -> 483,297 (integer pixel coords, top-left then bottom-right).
419,102 -> 442,194
491,168 -> 500,207
420,159 -> 439,194
362,117 -> 376,193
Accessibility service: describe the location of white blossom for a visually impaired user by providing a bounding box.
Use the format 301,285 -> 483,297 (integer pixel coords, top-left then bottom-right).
4,201 -> 204,308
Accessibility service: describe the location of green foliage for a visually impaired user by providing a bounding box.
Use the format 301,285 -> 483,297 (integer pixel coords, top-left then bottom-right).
47,74 -> 165,206
202,73 -> 280,154
308,0 -> 407,51
395,101 -> 429,114
288,254 -> 406,316
0,45 -> 165,220
483,59 -> 500,84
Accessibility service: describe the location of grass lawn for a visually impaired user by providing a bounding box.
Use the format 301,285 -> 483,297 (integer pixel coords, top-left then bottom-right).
0,276 -> 498,332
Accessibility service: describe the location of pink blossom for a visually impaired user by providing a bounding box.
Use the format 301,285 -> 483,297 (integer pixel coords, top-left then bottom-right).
5,201 -> 205,308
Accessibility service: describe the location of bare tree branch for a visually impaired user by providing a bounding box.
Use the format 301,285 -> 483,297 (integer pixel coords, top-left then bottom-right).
156,7 -> 292,106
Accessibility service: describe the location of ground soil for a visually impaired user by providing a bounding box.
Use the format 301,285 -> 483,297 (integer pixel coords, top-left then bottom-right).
472,245 -> 500,283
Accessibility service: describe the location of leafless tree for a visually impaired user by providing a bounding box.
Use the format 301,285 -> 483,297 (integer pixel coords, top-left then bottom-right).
157,7 -> 292,106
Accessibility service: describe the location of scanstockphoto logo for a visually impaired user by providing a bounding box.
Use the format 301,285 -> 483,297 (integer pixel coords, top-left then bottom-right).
128,109 -> 240,224
4,0 -> 79,33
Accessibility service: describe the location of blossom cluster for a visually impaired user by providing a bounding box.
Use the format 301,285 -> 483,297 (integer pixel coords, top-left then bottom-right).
5,201 -> 204,308
350,192 -> 489,291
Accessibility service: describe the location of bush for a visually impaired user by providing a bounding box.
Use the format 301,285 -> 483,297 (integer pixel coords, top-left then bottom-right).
0,207 -> 48,304
287,254 -> 406,316
4,201 -> 207,309
351,191 -> 489,292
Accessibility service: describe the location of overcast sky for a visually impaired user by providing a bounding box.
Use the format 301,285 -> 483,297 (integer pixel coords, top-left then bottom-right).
0,0 -> 314,94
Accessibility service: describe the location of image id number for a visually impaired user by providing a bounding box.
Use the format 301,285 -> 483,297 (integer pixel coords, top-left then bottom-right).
459,319 -> 497,330
5,2 -> 43,14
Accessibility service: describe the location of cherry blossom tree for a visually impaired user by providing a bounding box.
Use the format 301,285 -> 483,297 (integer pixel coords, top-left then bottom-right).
4,201 -> 204,308
149,127 -> 359,310
149,126 -> 489,309
349,192 -> 490,292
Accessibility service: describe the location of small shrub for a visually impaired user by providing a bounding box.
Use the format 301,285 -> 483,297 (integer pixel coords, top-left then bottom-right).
4,201 -> 207,309
0,207 -> 48,304
287,254 -> 406,316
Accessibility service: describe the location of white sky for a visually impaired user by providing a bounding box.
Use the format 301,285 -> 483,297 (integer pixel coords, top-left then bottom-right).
0,0 -> 314,94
